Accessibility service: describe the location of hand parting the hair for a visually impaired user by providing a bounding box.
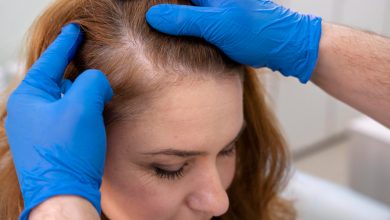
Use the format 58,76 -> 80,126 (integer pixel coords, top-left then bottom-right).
5,24 -> 113,220
146,0 -> 322,83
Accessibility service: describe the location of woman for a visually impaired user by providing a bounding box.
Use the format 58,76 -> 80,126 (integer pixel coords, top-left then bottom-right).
0,0 -> 295,219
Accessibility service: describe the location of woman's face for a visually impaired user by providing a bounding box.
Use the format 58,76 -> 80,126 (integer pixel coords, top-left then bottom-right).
101,75 -> 245,220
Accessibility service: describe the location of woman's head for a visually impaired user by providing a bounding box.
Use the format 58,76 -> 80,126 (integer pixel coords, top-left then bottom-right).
103,76 -> 244,219
0,0 -> 294,219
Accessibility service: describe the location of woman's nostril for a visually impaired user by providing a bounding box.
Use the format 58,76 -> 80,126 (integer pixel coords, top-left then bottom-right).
213,191 -> 230,216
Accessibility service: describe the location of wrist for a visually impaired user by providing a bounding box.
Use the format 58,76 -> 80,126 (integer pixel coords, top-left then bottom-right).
20,180 -> 102,220
29,196 -> 100,220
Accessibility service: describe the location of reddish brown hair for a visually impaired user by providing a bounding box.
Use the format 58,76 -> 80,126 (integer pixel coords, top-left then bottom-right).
0,0 -> 295,219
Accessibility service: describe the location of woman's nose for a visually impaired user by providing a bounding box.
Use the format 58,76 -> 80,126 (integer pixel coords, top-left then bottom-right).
186,168 -> 230,217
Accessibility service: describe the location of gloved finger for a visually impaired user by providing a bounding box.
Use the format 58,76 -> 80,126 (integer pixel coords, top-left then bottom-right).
26,23 -> 83,86
190,0 -> 226,7
146,4 -> 222,38
64,69 -> 113,112
60,79 -> 73,95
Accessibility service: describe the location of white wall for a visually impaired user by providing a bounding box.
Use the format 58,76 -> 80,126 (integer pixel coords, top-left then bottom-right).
0,0 -> 53,66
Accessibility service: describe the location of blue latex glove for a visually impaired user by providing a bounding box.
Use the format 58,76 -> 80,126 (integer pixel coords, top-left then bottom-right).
5,23 -> 113,219
146,0 -> 322,83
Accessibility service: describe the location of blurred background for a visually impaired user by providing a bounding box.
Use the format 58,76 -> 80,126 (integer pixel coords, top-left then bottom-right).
0,0 -> 389,219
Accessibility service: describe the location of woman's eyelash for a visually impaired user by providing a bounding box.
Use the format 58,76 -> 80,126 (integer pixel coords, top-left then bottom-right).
219,144 -> 237,157
154,166 -> 184,180
153,145 -> 237,180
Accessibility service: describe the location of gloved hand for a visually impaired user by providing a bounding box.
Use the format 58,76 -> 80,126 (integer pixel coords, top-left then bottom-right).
146,0 -> 322,83
5,23 -> 113,220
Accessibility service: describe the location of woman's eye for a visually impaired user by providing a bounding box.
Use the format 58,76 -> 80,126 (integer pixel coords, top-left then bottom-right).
153,166 -> 185,180
219,144 -> 237,157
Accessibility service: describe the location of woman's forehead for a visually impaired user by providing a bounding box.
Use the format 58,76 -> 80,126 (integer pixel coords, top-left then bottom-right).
108,76 -> 244,154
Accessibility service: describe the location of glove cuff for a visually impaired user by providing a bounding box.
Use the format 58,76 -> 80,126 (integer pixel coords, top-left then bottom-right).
276,15 -> 323,84
298,16 -> 323,83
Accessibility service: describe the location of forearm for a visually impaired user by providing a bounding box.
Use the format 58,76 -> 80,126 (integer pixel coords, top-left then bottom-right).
29,196 -> 100,220
312,23 -> 390,127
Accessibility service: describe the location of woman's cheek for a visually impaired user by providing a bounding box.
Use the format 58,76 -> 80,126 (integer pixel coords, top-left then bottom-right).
101,162 -> 186,220
218,155 -> 237,190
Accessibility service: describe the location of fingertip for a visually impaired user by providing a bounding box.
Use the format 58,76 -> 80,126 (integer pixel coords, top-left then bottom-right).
61,23 -> 81,34
82,69 -> 114,104
145,6 -> 158,28
146,4 -> 218,37
146,4 -> 186,36
60,23 -> 84,62
147,4 -> 173,16
28,23 -> 85,85
146,4 -> 173,29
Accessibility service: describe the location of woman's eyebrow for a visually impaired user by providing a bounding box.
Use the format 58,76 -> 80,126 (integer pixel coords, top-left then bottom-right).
142,120 -> 247,158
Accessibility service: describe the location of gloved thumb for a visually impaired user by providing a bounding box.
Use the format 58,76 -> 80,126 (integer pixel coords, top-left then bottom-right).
64,69 -> 113,111
146,4 -> 222,39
